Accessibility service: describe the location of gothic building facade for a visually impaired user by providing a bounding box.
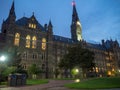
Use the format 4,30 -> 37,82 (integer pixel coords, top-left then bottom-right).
0,1 -> 120,78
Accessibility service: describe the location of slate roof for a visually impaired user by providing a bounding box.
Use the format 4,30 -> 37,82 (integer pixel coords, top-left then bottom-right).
16,17 -> 28,26
53,35 -> 74,44
16,17 -> 46,31
87,43 -> 105,50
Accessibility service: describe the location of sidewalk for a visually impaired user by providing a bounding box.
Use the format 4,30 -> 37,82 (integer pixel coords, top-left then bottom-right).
0,80 -> 77,90
0,80 -> 120,90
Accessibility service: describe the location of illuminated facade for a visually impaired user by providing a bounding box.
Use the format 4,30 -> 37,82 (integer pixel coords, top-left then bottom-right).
0,1 -> 120,78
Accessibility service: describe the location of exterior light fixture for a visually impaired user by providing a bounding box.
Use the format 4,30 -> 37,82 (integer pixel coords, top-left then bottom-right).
118,69 -> 120,73
75,69 -> 79,73
75,79 -> 80,83
0,55 -> 6,62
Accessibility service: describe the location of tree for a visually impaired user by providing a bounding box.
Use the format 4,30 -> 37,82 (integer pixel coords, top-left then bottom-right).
0,46 -> 26,77
59,44 -> 95,77
1,46 -> 22,67
1,66 -> 16,78
6,46 -> 22,67
14,65 -> 28,77
54,68 -> 60,78
28,64 -> 41,79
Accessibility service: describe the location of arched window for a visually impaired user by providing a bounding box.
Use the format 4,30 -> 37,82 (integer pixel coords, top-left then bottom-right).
33,24 -> 36,29
42,38 -> 46,50
14,33 -> 20,46
28,23 -> 36,29
26,35 -> 31,48
32,36 -> 37,49
29,23 -> 32,28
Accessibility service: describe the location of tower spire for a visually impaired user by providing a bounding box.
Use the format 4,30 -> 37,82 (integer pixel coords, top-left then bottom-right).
71,1 -> 82,41
6,0 -> 16,23
72,1 -> 79,24
9,0 -> 16,18
48,20 -> 53,27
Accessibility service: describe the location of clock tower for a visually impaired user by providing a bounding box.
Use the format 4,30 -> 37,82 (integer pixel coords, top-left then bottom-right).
71,1 -> 82,41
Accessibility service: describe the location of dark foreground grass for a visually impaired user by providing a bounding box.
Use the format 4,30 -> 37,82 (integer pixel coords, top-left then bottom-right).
53,78 -> 75,80
27,79 -> 49,85
65,77 -> 120,89
0,79 -> 48,86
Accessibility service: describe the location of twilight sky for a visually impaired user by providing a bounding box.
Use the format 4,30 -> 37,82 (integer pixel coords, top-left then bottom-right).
0,0 -> 120,43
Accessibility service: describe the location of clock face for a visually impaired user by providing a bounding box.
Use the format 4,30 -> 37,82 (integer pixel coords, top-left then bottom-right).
76,21 -> 82,27
77,21 -> 80,25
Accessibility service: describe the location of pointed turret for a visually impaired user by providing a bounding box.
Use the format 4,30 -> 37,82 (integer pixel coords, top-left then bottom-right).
48,20 -> 53,34
31,12 -> 35,19
72,1 -> 79,24
1,1 -> 16,34
48,20 -> 53,27
71,1 -> 82,41
47,20 -> 53,40
6,1 -> 16,23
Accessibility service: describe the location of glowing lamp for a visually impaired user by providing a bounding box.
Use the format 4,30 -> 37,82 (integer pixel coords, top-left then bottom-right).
75,69 -> 79,73
75,79 -> 80,83
118,70 -> 120,72
0,55 -> 6,62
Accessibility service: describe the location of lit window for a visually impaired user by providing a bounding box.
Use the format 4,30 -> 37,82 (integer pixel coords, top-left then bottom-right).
33,24 -> 36,29
32,36 -> 37,49
14,33 -> 20,46
112,68 -> 115,71
29,23 -> 32,28
96,67 -> 99,72
42,38 -> 46,50
31,24 -> 34,28
107,63 -> 110,66
26,35 -> 31,48
108,71 -> 111,76
29,23 -> 36,29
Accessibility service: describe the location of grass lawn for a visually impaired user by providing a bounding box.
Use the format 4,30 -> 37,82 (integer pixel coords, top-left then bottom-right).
65,77 -> 120,89
53,78 -> 75,80
0,79 -> 49,86
27,79 -> 49,85
0,82 -> 7,86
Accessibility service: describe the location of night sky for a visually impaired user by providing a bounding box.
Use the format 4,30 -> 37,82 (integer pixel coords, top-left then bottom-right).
0,0 -> 120,43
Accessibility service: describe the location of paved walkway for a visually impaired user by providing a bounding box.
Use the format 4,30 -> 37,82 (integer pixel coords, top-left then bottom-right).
0,80 -> 78,90
0,80 -> 120,90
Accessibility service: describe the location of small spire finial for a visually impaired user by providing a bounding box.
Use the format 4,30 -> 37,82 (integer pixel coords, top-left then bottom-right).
23,13 -> 25,17
72,0 -> 76,6
49,19 -> 52,27
32,12 -> 34,16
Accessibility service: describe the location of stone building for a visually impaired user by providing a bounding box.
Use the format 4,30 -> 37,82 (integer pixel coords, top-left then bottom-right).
0,1 -> 120,78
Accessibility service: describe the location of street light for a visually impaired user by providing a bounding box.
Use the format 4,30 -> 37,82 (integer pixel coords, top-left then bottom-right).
0,55 -> 6,62
75,69 -> 79,73
75,79 -> 80,83
71,68 -> 79,75
118,69 -> 120,73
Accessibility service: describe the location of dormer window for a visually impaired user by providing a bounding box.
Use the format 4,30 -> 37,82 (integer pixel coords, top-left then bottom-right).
28,23 -> 36,29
